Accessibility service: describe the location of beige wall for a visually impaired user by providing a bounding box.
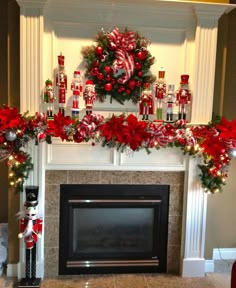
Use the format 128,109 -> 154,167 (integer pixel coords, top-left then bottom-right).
0,0 -> 20,262
205,8 -> 236,259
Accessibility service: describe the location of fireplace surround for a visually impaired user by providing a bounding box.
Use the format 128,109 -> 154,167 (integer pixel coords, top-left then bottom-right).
59,184 -> 170,274
13,0 -> 236,280
44,170 -> 184,278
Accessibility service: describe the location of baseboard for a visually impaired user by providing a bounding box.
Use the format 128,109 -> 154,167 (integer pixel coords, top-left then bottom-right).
213,248 -> 236,260
6,263 -> 18,277
205,260 -> 214,273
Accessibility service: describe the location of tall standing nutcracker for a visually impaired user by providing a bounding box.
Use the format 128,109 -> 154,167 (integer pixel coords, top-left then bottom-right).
56,53 -> 67,116
18,186 -> 43,288
71,70 -> 82,119
164,84 -> 176,122
43,79 -> 55,119
176,74 -> 192,120
83,80 -> 96,115
155,69 -> 166,120
139,83 -> 154,120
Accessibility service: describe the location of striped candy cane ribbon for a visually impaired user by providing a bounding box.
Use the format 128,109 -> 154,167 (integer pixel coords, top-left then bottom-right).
108,27 -> 136,84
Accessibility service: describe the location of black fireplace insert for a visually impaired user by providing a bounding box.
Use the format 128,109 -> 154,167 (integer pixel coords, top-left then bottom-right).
59,184 -> 169,274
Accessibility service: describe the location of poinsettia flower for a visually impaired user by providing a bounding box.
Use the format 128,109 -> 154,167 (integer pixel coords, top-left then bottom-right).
0,106 -> 26,131
200,135 -> 227,160
99,114 -> 126,143
121,114 -> 149,151
216,117 -> 236,141
47,112 -> 75,141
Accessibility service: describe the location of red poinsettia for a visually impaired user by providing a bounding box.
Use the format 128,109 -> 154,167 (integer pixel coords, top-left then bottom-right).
200,135 -> 227,160
47,112 -> 75,141
120,114 -> 149,151
216,117 -> 236,147
99,114 -> 126,143
0,106 -> 26,132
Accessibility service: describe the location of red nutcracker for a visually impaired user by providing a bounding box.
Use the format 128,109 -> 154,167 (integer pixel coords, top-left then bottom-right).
43,79 -> 55,119
139,83 -> 154,120
176,74 -> 191,120
71,70 -> 82,119
18,186 -> 42,287
155,69 -> 166,120
83,80 -> 96,115
164,84 -> 176,122
56,53 -> 67,116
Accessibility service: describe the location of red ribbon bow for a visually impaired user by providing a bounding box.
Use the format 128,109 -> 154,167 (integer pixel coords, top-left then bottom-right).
108,27 -> 136,84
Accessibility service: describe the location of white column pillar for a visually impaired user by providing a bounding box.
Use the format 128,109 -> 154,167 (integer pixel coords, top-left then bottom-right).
191,7 -> 226,125
182,157 -> 208,277
14,0 -> 48,279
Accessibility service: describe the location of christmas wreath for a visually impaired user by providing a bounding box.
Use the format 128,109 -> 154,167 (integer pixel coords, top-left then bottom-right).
81,27 -> 156,105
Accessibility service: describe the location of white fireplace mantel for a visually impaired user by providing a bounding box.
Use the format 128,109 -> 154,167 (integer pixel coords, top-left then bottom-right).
12,0 -> 236,280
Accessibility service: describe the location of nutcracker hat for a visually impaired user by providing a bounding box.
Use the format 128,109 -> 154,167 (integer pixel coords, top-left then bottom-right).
85,80 -> 94,87
58,53 -> 65,66
180,74 -> 189,84
74,70 -> 81,75
45,79 -> 52,86
24,186 -> 39,207
158,69 -> 165,79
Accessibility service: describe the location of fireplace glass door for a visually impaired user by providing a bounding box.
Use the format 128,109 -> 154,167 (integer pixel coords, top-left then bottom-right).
59,184 -> 169,274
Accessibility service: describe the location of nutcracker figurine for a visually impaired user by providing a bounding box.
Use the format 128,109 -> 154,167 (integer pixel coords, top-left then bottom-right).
43,79 -> 55,119
155,69 -> 166,120
139,83 -> 154,120
176,74 -> 192,120
83,80 -> 96,115
18,186 -> 42,288
71,70 -> 82,119
56,53 -> 67,116
164,84 -> 176,122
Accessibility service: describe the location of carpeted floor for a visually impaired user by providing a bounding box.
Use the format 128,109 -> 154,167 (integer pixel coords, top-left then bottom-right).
0,273 -> 231,288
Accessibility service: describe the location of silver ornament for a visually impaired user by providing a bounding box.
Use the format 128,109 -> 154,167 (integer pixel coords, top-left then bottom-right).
5,129 -> 17,141
228,148 -> 236,159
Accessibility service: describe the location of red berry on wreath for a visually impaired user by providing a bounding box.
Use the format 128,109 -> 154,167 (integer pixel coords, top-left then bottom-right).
97,72 -> 104,80
135,62 -> 142,70
136,80 -> 142,87
128,79 -> 136,90
104,83 -> 113,92
93,60 -> 100,67
126,89 -> 131,95
95,46 -> 104,55
104,66 -> 112,74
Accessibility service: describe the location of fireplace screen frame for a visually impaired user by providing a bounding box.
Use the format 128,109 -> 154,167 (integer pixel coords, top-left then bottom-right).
59,184 -> 169,274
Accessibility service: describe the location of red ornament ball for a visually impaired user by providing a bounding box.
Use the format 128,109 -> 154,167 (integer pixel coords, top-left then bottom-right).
95,46 -> 104,55
105,75 -> 111,82
128,79 -> 136,90
104,83 -> 113,92
135,62 -> 142,70
97,72 -> 104,80
104,66 -> 112,74
93,60 -> 100,67
136,51 -> 146,60
137,71 -> 143,77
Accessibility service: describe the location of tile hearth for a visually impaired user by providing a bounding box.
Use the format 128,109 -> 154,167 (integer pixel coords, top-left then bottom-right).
44,170 -> 184,278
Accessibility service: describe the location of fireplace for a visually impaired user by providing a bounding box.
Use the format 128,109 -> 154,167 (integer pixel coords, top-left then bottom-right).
59,184 -> 169,274
14,0 -> 236,280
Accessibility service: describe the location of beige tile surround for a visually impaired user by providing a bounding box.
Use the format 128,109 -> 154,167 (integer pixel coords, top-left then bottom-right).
44,170 -> 184,278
